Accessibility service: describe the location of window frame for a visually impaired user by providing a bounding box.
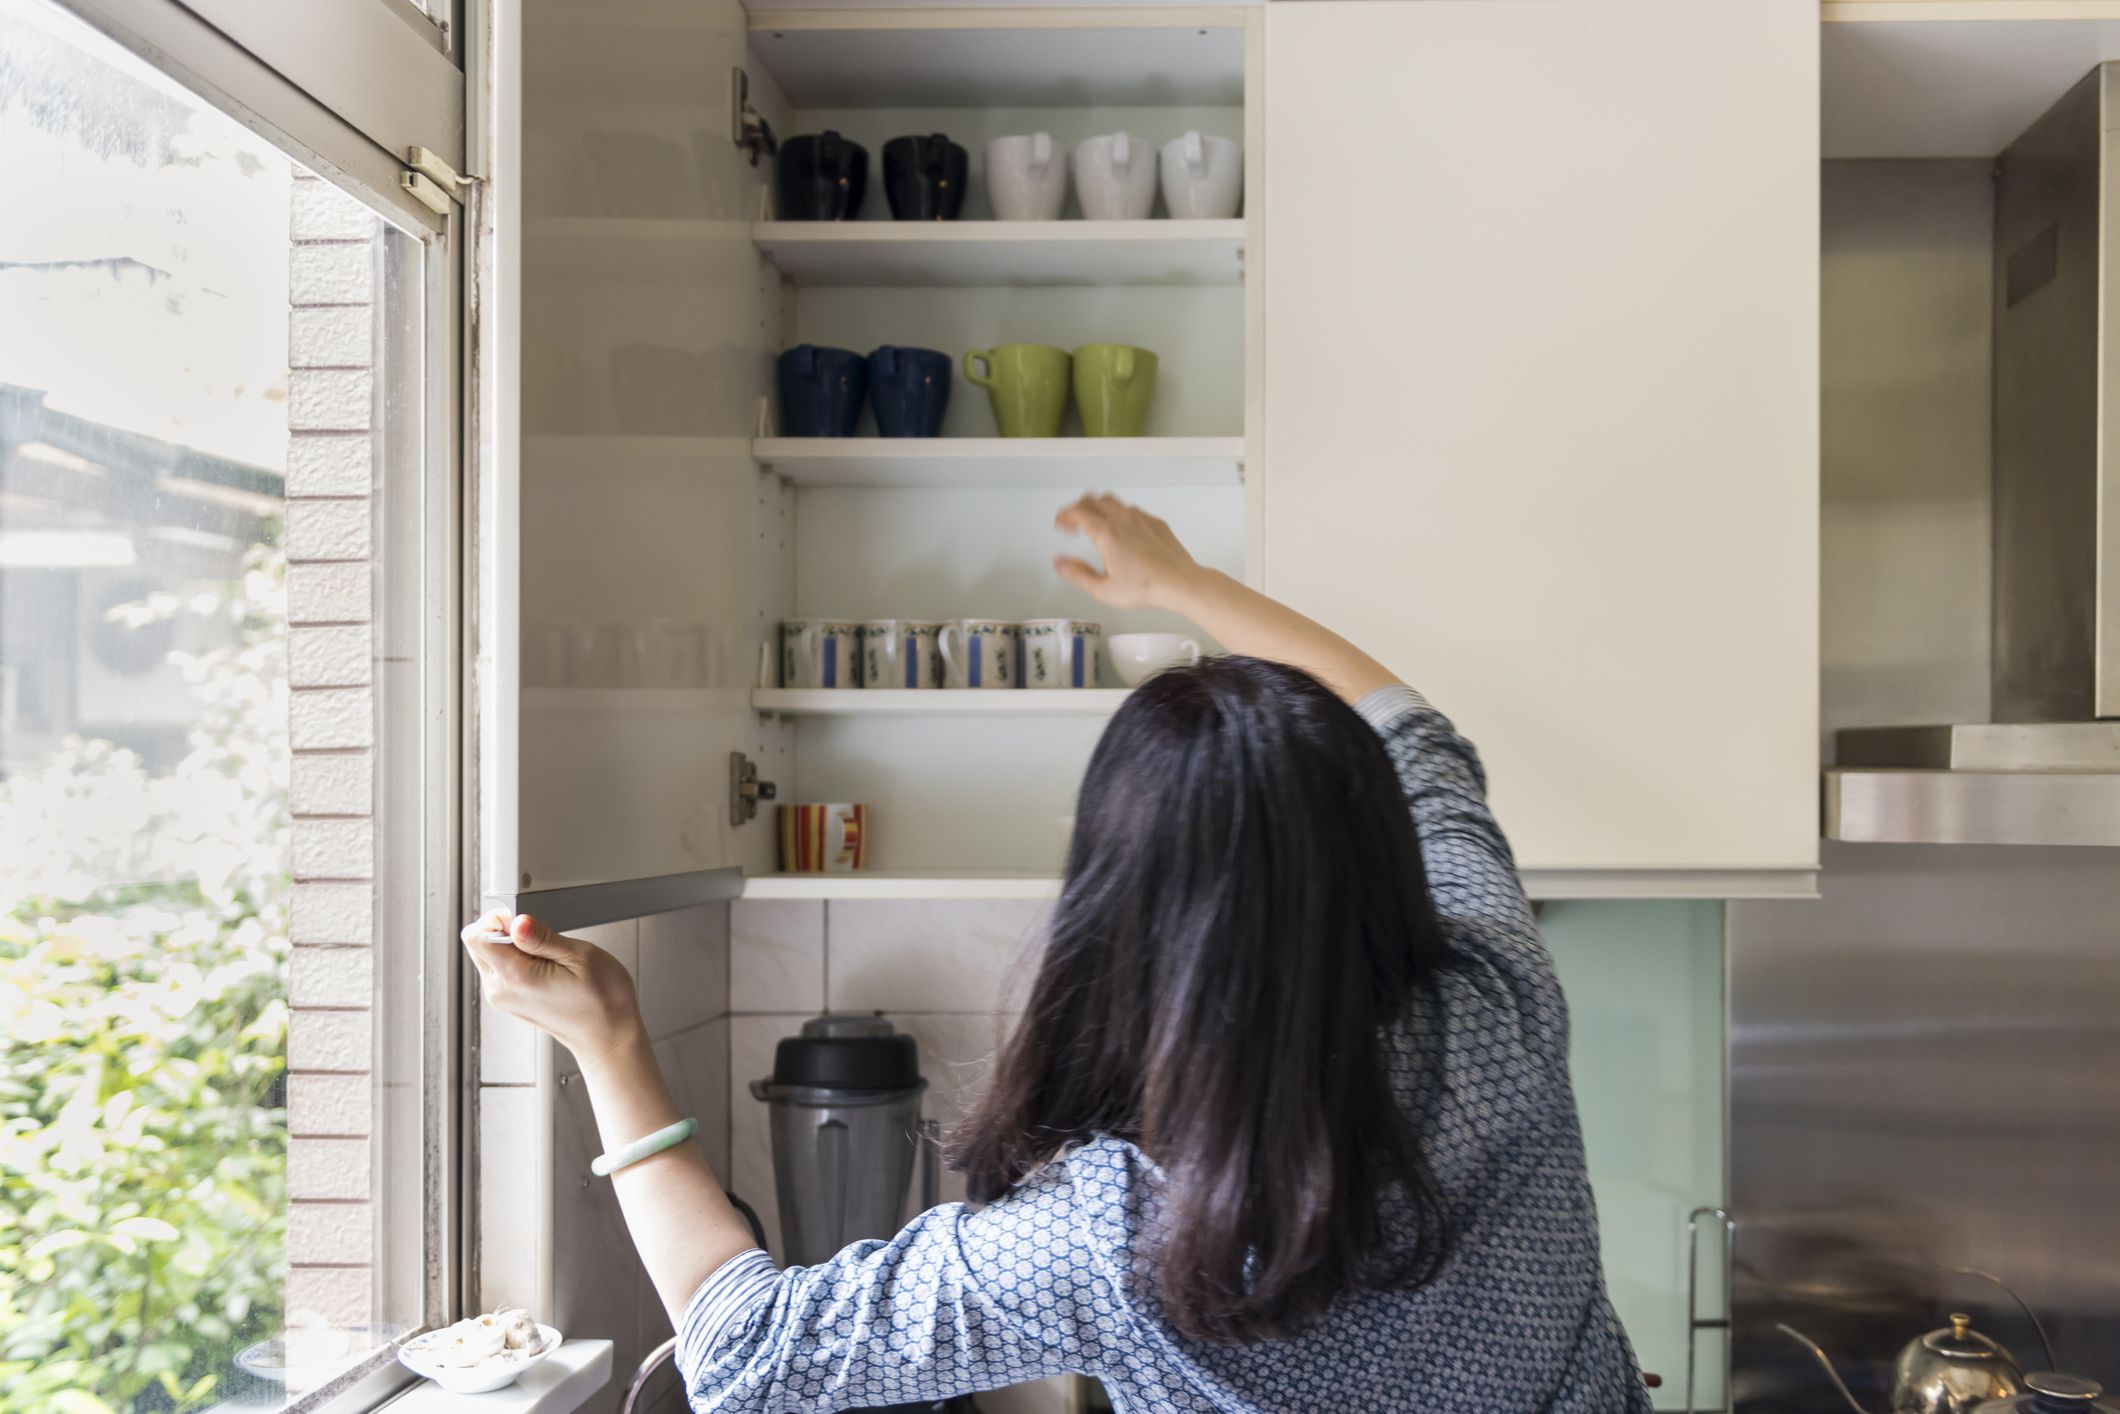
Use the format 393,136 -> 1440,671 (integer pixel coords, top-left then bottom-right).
30,0 -> 475,1407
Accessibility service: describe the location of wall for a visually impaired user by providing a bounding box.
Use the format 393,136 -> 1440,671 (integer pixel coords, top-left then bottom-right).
477,903 -> 731,1414
282,171 -> 385,1332
726,897 -> 1726,1413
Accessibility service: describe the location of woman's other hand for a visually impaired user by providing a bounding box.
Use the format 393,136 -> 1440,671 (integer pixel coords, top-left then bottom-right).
460,909 -> 642,1065
1053,494 -> 1210,612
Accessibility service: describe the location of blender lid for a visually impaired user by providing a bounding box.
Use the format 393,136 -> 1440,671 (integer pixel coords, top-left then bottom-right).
770,1013 -> 921,1090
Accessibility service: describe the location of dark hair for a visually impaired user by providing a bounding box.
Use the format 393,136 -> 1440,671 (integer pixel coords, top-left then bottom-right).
953,655 -> 1453,1343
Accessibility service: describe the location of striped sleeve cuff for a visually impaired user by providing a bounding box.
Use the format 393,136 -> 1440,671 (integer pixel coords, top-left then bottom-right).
1353,683 -> 1435,732
676,1248 -> 779,1372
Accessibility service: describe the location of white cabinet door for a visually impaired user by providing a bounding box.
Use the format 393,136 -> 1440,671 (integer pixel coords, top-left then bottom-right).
1262,0 -> 1818,893
484,0 -> 770,904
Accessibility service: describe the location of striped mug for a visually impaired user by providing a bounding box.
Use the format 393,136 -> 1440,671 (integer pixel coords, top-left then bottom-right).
779,803 -> 868,873
782,619 -> 859,689
1021,618 -> 1100,689
938,619 -> 1019,689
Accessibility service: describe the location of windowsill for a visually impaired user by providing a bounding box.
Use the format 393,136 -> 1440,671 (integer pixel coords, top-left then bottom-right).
384,1342 -> 615,1414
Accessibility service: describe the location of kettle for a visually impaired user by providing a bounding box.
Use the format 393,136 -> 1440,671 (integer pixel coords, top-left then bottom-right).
1780,1313 -> 2027,1414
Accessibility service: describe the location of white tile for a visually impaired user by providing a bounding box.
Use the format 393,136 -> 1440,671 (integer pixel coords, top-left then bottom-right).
827,901 -> 1047,1014
288,1073 -> 371,1136
656,1018 -> 732,1186
639,902 -> 730,1040
727,1014 -> 806,1262
286,1267 -> 372,1329
288,1201 -> 371,1266
480,992 -> 544,1085
477,1086 -> 547,1314
288,1137 -> 369,1200
577,919 -> 638,977
292,881 -> 373,944
287,433 -> 371,497
892,1011 -> 1019,1217
730,900 -> 824,1013
552,1071 -> 649,1412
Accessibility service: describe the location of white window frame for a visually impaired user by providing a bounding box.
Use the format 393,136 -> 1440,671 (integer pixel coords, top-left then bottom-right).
33,0 -> 476,1407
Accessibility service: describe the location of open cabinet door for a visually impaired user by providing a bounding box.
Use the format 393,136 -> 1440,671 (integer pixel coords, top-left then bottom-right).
481,0 -> 771,923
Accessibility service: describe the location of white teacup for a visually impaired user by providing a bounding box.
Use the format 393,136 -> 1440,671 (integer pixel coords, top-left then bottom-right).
1072,133 -> 1157,220
938,619 -> 1019,689
1107,632 -> 1202,687
859,619 -> 944,690
1022,618 -> 1101,689
1159,132 -> 1242,220
782,619 -> 860,690
985,133 -> 1067,221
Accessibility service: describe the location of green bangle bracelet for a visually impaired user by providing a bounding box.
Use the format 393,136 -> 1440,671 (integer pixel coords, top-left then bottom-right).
591,1117 -> 697,1177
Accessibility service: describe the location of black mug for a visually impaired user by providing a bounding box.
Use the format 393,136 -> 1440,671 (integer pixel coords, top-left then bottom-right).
776,131 -> 868,221
882,134 -> 968,221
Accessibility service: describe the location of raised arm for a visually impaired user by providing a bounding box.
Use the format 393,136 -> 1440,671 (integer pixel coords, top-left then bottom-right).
1052,494 -> 1398,705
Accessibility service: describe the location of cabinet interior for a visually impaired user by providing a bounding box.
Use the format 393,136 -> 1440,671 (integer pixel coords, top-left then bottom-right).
517,7 -> 1256,892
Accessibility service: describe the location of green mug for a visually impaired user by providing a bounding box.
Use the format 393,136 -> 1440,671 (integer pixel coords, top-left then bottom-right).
1072,344 -> 1159,437
963,344 -> 1071,438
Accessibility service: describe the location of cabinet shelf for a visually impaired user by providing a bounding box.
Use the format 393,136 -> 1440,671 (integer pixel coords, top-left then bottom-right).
755,688 -> 1128,716
741,872 -> 1061,901
754,221 -> 1244,288
527,219 -> 1245,289
753,437 -> 1242,488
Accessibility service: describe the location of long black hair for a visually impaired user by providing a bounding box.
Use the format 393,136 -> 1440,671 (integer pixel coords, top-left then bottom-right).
953,655 -> 1453,1343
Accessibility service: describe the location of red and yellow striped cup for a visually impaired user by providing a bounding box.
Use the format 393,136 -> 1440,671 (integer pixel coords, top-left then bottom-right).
778,803 -> 868,873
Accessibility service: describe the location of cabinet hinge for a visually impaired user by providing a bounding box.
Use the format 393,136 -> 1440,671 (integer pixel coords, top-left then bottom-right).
400,146 -> 474,216
729,751 -> 778,827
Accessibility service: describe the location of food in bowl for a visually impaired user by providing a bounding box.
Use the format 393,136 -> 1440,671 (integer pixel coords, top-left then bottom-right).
399,1308 -> 560,1393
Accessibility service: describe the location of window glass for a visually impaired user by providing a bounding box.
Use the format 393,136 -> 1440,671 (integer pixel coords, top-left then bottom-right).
0,2 -> 432,1407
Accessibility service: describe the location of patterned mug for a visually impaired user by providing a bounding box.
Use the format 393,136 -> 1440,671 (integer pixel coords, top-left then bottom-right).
938,619 -> 1019,689
783,619 -> 860,690
779,803 -> 868,873
860,620 -> 945,689
1021,618 -> 1101,689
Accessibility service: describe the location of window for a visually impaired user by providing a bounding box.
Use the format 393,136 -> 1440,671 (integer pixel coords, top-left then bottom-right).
0,1 -> 460,1408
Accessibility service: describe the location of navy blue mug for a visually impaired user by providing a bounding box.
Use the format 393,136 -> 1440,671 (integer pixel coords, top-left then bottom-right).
777,345 -> 867,438
866,346 -> 952,438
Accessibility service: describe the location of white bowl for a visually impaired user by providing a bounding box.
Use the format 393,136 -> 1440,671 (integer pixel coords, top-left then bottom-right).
1106,632 -> 1203,688
399,1324 -> 562,1393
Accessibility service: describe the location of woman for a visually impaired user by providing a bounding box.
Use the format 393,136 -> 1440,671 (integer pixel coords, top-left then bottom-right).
463,495 -> 1650,1413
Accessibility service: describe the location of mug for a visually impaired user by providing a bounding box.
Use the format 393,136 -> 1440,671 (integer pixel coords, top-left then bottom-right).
775,131 -> 868,220
938,619 -> 1020,689
866,346 -> 952,438
860,620 -> 945,689
1072,345 -> 1159,438
777,345 -> 866,438
782,619 -> 861,689
963,345 -> 1070,438
1022,618 -> 1101,689
779,803 -> 868,873
1107,632 -> 1203,687
883,134 -> 969,221
985,132 -> 1067,221
1072,133 -> 1157,220
1159,132 -> 1243,220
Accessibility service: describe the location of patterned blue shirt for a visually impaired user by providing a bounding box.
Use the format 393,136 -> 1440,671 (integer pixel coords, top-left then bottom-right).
676,687 -> 1651,1413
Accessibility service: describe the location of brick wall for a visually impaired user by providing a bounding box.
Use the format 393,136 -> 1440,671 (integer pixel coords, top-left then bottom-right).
282,172 -> 381,1333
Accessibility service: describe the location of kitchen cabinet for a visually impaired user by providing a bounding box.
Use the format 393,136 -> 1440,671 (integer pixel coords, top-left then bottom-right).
1261,0 -> 1820,896
487,4 -> 1256,913
484,0 -> 1820,913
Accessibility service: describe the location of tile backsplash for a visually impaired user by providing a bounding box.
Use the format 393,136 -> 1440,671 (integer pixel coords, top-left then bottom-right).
726,897 -> 1724,1409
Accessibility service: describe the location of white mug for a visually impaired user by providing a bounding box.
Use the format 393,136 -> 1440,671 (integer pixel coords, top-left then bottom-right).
985,133 -> 1067,221
1159,132 -> 1242,220
938,619 -> 1020,689
782,618 -> 860,690
860,619 -> 945,689
1072,133 -> 1157,221
1107,632 -> 1203,687
1021,618 -> 1101,689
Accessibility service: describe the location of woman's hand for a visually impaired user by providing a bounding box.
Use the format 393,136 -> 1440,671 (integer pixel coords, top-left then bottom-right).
460,910 -> 643,1066
1053,494 -> 1211,612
